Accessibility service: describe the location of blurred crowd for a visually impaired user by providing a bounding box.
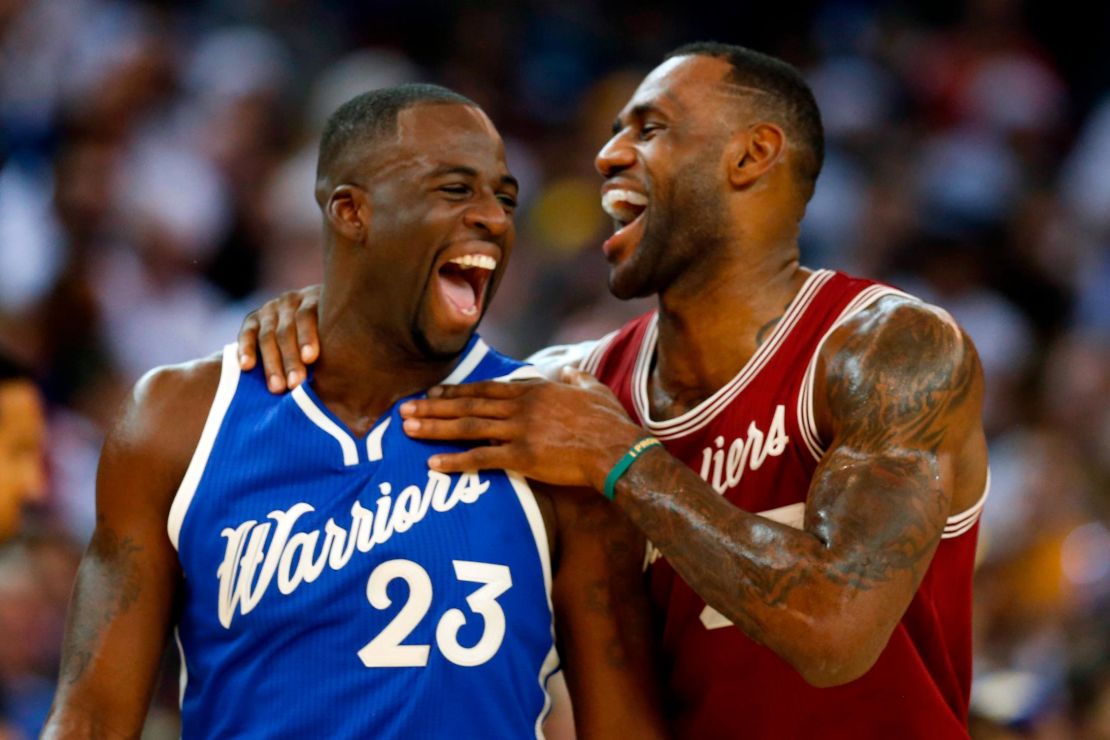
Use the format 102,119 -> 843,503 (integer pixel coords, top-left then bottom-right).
0,0 -> 1107,737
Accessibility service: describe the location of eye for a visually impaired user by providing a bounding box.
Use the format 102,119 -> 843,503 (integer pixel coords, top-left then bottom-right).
638,122 -> 663,141
497,193 -> 518,209
440,184 -> 471,197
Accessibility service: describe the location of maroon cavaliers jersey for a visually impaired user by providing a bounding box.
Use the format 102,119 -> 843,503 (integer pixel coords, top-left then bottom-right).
584,269 -> 986,739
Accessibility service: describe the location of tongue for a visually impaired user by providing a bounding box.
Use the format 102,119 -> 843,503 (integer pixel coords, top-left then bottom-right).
440,270 -> 477,311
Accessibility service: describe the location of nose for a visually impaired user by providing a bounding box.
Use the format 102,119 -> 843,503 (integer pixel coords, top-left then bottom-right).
595,132 -> 635,177
463,191 -> 511,238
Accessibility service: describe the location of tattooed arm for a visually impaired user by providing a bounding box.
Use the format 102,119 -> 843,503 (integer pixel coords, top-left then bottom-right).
43,359 -> 219,738
612,298 -> 987,686
540,483 -> 667,738
400,298 -> 987,687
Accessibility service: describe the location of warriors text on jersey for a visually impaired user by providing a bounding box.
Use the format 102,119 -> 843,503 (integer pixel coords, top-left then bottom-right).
167,336 -> 557,739
584,269 -> 988,739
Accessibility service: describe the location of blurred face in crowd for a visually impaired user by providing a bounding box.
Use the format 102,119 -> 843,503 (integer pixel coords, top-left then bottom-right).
0,380 -> 47,541
349,103 -> 518,359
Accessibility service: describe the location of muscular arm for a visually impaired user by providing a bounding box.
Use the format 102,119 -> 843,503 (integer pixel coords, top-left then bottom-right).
43,359 -> 219,737
611,299 -> 986,686
399,299 -> 986,687
542,483 -> 667,738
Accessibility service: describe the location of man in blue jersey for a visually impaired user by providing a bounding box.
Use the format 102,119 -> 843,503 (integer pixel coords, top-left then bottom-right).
43,85 -> 665,738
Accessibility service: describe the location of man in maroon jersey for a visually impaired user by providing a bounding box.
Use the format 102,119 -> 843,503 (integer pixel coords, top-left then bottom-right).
239,43 -> 988,738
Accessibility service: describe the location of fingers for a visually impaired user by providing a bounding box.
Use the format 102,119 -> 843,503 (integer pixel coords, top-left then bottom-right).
276,300 -> 306,388
256,311 -> 287,392
428,445 -> 513,474
237,314 -> 260,370
402,416 -> 517,442
427,380 -> 537,400
400,397 -> 518,421
295,289 -> 321,364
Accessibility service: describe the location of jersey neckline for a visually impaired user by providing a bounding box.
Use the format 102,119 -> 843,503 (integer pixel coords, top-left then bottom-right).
631,269 -> 834,439
290,336 -> 490,467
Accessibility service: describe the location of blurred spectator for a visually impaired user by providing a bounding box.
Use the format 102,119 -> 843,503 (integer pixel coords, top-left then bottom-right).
0,353 -> 45,544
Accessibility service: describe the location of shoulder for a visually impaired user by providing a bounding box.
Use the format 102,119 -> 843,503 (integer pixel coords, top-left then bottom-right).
815,295 -> 984,442
103,351 -> 226,488
821,294 -> 979,376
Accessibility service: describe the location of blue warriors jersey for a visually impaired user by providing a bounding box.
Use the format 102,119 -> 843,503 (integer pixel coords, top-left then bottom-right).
167,337 -> 558,739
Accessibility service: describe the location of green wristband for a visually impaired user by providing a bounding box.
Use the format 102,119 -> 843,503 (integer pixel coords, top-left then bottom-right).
603,437 -> 662,501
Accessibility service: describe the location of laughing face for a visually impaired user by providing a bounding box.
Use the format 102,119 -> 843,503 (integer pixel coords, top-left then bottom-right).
596,55 -> 738,300
356,104 -> 518,359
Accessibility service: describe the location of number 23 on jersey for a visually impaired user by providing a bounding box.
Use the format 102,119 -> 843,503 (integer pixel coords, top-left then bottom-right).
358,559 -> 513,668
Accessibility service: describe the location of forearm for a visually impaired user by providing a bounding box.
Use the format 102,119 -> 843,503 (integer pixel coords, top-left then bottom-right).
42,698 -> 143,740
550,487 -> 667,737
45,532 -> 173,738
611,447 -> 913,685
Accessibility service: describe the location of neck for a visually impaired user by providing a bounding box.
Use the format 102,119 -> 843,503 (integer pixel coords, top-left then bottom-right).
312,282 -> 464,436
653,241 -> 807,400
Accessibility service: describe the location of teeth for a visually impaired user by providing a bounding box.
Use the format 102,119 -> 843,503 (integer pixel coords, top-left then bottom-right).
448,254 -> 497,270
602,189 -> 648,222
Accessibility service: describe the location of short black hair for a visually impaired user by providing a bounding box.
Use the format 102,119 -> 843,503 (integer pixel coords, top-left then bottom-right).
317,83 -> 478,181
0,351 -> 32,385
0,351 -> 34,422
666,42 -> 824,200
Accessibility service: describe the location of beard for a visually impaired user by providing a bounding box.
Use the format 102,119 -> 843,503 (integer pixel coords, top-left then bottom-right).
410,312 -> 474,362
608,177 -> 728,301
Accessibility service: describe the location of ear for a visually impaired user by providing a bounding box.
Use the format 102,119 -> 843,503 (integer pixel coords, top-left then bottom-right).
325,185 -> 371,243
725,122 -> 786,190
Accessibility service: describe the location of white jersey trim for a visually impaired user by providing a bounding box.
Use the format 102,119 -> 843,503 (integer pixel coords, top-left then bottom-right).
795,284 -> 911,463
942,469 -> 990,539
365,417 -> 390,462
494,365 -> 559,736
632,269 -> 836,439
168,343 -> 242,551
581,330 -> 618,375
497,365 -> 546,383
175,627 -> 188,708
291,384 -> 359,466
441,338 -> 490,385
506,472 -> 559,739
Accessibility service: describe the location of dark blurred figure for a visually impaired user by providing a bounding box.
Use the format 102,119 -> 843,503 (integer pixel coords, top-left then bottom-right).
0,351 -> 53,739
0,353 -> 45,543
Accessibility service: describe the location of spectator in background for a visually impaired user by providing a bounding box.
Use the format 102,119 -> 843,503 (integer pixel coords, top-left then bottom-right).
0,352 -> 55,739
0,353 -> 46,543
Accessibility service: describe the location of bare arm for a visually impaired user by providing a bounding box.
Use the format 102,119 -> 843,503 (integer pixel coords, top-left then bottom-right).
604,301 -> 985,685
542,483 -> 667,738
43,360 -> 219,737
399,300 -> 987,687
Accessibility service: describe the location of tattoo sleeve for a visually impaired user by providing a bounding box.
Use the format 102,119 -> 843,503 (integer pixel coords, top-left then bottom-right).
612,300 -> 981,684
60,523 -> 146,684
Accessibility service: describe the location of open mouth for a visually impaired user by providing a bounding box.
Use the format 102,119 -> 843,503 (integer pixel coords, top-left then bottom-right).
601,188 -> 648,258
435,253 -> 497,321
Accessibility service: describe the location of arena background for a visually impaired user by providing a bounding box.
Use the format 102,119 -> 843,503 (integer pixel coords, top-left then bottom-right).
1,0 -> 1108,737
